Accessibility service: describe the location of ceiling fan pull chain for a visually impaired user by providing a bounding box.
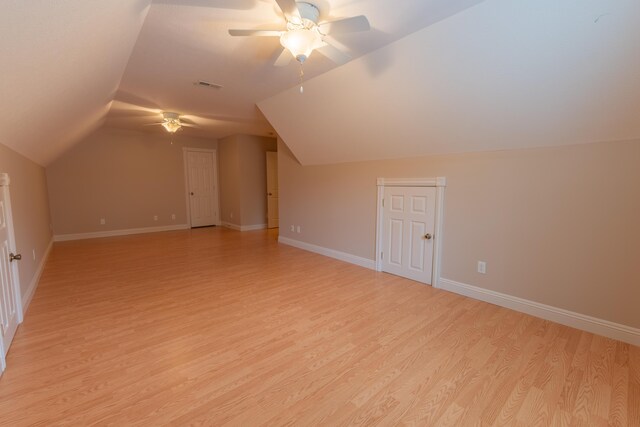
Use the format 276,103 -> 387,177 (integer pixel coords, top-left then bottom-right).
299,62 -> 304,94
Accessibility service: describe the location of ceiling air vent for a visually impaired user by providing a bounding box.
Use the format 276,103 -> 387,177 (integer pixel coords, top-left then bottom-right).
194,80 -> 223,90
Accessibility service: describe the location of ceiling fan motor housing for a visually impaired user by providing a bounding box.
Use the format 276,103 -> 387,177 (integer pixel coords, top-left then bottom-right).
295,2 -> 320,26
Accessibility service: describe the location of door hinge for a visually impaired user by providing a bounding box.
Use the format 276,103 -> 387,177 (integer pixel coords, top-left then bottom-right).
381,252 -> 384,260
382,198 -> 385,207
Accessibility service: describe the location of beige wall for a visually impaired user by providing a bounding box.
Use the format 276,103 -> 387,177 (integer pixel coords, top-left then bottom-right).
278,139 -> 640,329
218,135 -> 276,227
218,136 -> 242,224
0,143 -> 52,299
46,127 -> 217,235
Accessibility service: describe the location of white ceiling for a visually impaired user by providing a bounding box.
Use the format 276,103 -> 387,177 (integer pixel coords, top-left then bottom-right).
259,0 -> 640,165
0,0 -> 151,165
107,0 -> 486,141
0,0 -> 485,164
3,0 -> 637,167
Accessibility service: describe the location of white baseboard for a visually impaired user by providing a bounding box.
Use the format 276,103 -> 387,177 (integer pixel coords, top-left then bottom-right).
21,238 -> 54,316
241,223 -> 267,231
221,222 -> 241,231
438,278 -> 640,346
278,236 -> 376,270
221,222 -> 267,232
53,224 -> 190,242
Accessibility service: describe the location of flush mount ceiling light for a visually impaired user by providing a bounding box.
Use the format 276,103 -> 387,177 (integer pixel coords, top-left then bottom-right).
161,112 -> 182,133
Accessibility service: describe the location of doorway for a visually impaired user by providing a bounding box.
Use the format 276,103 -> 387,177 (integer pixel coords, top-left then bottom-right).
183,148 -> 220,228
376,178 -> 446,286
266,151 -> 279,229
0,173 -> 23,372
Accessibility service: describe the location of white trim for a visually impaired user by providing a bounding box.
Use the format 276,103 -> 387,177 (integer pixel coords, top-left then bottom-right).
278,236 -> 376,270
432,185 -> 445,288
222,222 -> 267,232
183,147 -> 221,228
21,238 -> 53,316
375,177 -> 446,287
0,175 -> 23,321
438,278 -> 640,346
0,174 -> 23,373
53,224 -> 189,242
221,221 -> 241,231
376,177 -> 446,187
240,223 -> 267,231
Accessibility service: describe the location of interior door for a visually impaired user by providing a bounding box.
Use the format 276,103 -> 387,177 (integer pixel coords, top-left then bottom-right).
266,152 -> 279,229
381,186 -> 436,284
186,150 -> 219,228
0,178 -> 21,371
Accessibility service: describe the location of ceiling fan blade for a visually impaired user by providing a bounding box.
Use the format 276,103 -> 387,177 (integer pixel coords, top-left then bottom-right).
319,15 -> 370,35
316,42 -> 351,65
275,0 -> 300,20
228,29 -> 282,37
153,0 -> 255,9
181,123 -> 197,128
273,48 -> 292,67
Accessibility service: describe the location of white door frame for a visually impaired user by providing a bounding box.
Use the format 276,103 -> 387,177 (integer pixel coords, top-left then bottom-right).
0,173 -> 24,372
182,148 -> 221,228
375,177 -> 446,287
266,151 -> 279,229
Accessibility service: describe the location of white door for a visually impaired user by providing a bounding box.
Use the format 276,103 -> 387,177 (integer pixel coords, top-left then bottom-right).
0,174 -> 22,371
381,186 -> 436,284
266,152 -> 279,229
186,150 -> 219,227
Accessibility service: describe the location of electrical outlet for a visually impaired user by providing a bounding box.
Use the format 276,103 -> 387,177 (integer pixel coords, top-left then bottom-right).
32,249 -> 36,261
290,225 -> 294,232
477,261 -> 487,274
296,226 -> 301,233
100,218 -> 106,225
154,215 -> 158,221
171,214 -> 176,220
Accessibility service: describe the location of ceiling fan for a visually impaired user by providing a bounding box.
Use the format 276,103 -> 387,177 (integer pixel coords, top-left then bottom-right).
106,100 -> 200,134
140,112 -> 200,134
228,0 -> 370,66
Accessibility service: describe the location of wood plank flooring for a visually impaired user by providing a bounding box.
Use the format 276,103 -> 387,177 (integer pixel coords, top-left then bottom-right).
0,227 -> 638,426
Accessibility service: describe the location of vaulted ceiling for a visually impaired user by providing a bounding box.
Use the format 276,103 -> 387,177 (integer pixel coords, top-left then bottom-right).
2,0 -> 638,166
1,0 -> 484,165
260,0 -> 640,164
0,0 -> 151,165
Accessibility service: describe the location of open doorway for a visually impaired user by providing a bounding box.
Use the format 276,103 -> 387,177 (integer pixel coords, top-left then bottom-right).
266,151 -> 279,229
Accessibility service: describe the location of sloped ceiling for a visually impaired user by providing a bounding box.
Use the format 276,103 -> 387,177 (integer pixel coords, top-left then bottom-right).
258,0 -> 640,165
4,0 -> 638,166
0,0 -> 151,165
0,0 -> 486,165
105,0 -> 484,142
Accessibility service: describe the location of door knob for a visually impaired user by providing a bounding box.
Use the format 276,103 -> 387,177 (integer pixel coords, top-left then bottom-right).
268,192 -> 273,196
190,192 -> 194,196
9,253 -> 21,262
424,234 -> 432,240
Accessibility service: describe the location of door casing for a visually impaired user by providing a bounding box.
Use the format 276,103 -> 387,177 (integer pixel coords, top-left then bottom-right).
266,151 -> 279,229
0,173 -> 23,373
375,177 -> 446,287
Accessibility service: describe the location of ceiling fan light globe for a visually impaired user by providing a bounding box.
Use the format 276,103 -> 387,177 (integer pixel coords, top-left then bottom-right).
280,28 -> 319,61
162,120 -> 182,133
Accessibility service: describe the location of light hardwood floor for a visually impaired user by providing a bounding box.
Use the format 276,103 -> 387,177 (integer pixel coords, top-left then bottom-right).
0,228 -> 638,426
